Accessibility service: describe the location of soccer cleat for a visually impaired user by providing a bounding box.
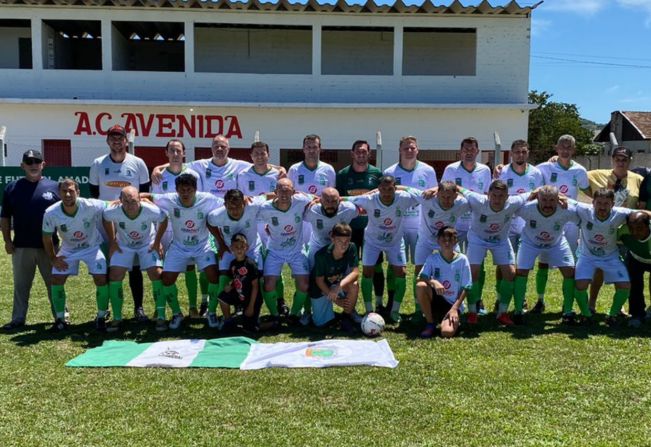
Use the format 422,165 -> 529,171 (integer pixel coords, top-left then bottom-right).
287,314 -> 301,327
2,320 -> 25,331
206,313 -> 221,329
222,317 -> 236,332
420,324 -> 436,339
412,312 -> 424,324
605,315 -> 619,327
512,313 -> 524,325
351,312 -> 364,324
188,307 -> 200,319
340,317 -> 356,334
199,302 -> 208,317
627,317 -> 643,329
531,300 -> 545,314
496,313 -> 514,326
106,320 -> 122,333
561,313 -> 577,326
389,311 -> 402,324
134,307 -> 149,323
466,312 -> 478,325
51,318 -> 68,332
299,312 -> 312,327
64,310 -> 71,324
155,319 -> 168,332
374,304 -> 386,316
243,317 -> 260,333
477,300 -> 488,316
95,315 -> 107,332
576,315 -> 594,326
168,313 -> 184,330
278,299 -> 290,318
522,300 -> 529,313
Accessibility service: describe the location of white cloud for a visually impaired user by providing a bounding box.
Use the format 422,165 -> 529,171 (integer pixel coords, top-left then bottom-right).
531,18 -> 552,36
542,0 -> 608,14
617,0 -> 651,27
605,85 -> 621,94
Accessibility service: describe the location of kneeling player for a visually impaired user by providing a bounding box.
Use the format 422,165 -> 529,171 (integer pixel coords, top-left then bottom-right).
218,233 -> 263,332
416,227 -> 471,338
309,223 -> 360,332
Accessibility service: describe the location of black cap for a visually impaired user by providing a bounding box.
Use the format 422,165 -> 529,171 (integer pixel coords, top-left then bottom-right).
612,146 -> 632,159
22,150 -> 43,163
107,124 -> 127,137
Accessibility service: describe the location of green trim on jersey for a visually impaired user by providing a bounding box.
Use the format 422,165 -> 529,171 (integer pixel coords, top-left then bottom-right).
61,202 -> 79,218
461,162 -> 478,174
302,161 -> 320,172
121,206 -> 143,221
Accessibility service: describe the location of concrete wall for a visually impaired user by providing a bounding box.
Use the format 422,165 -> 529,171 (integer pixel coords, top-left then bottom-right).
0,27 -> 30,69
321,28 -> 393,75
403,29 -> 475,76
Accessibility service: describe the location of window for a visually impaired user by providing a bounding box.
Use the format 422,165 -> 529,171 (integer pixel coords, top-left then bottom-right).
322,27 -> 393,75
0,20 -> 31,69
42,139 -> 72,167
403,28 -> 476,76
112,21 -> 184,72
42,20 -> 102,70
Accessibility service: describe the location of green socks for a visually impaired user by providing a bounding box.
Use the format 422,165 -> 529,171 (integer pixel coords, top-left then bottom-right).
468,281 -> 481,310
561,278 -> 575,314
96,284 -> 109,317
109,281 -> 124,321
610,289 -> 630,317
536,267 -> 549,302
51,284 -> 67,318
574,288 -> 591,317
391,277 -> 407,313
209,276 -> 230,313
361,276 -> 373,313
513,276 -> 528,313
163,284 -> 181,316
290,291 -> 308,316
263,289 -> 279,316
498,279 -> 514,314
386,268 -> 396,294
199,271 -> 209,297
185,270 -> 198,309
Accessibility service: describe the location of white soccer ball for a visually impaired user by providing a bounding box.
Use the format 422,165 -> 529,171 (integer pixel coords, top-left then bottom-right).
361,312 -> 385,337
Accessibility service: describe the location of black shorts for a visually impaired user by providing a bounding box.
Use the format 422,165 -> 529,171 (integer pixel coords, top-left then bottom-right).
429,288 -> 453,322
218,290 -> 263,318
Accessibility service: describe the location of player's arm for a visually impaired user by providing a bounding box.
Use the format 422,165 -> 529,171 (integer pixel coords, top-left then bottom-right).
102,217 -> 121,258
151,217 -> 168,257
340,265 -> 359,290
315,275 -> 337,302
43,231 -> 68,271
446,287 -> 468,326
1,217 -> 13,255
208,223 -> 229,260
150,163 -> 170,184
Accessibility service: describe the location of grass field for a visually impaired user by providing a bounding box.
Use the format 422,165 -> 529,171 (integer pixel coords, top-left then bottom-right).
2,250 -> 651,447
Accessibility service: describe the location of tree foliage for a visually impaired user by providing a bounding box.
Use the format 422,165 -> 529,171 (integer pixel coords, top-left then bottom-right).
527,91 -> 594,163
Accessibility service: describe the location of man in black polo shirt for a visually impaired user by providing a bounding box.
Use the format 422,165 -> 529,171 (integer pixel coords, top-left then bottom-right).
1,150 -> 60,330
619,211 -> 651,327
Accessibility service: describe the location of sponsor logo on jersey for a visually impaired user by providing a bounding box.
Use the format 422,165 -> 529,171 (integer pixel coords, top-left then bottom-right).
593,234 -> 605,243
488,223 -> 500,233
129,231 -> 142,240
434,221 -> 445,229
308,185 -> 318,194
215,180 -> 224,189
559,185 -> 569,194
539,231 -> 551,241
185,220 -> 195,229
42,192 -> 54,200
384,218 -> 393,226
517,188 -> 526,193
73,231 -> 84,239
442,280 -> 451,290
106,181 -> 131,188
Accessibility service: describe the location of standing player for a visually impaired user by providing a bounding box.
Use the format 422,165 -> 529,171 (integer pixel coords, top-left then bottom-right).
102,186 -> 168,332
512,186 -> 579,324
348,175 -> 420,323
619,212 -> 651,327
89,124 -> 150,322
535,134 -> 589,312
416,227 -> 471,338
149,174 -> 223,331
384,136 -> 438,319
152,139 -> 202,317
42,179 -> 108,331
1,150 -> 60,330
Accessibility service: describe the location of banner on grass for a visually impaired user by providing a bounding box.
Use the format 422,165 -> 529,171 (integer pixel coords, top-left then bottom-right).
66,337 -> 398,369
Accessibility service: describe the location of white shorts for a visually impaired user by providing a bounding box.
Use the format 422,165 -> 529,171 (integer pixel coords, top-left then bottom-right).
509,233 -> 521,255
53,246 -> 107,276
467,235 -> 514,266
575,253 -> 630,283
163,241 -> 216,273
302,222 -> 311,248
219,245 -> 263,271
403,227 -> 418,264
415,237 -> 438,266
264,248 -> 310,276
110,245 -> 163,271
362,239 -> 406,267
564,222 -> 579,254
517,239 -> 574,270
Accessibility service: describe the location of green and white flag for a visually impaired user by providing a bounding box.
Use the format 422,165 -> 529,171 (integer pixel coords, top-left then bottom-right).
66,337 -> 398,369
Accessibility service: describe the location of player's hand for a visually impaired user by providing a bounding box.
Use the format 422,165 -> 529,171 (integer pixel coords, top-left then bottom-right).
445,308 -> 459,326
277,166 -> 288,179
109,240 -> 122,258
151,166 -> 165,185
244,196 -> 253,204
548,155 -> 559,163
4,240 -> 14,255
493,164 -> 505,178
53,256 -> 68,272
307,197 -> 320,209
558,196 -> 569,209
217,243 -> 230,260
149,241 -> 163,258
422,187 -> 438,199
430,279 -> 445,296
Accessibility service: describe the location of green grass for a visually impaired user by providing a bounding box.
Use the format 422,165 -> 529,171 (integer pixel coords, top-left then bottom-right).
2,251 -> 651,446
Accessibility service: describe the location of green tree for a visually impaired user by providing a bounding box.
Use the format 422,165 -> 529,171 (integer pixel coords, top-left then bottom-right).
528,91 -> 594,163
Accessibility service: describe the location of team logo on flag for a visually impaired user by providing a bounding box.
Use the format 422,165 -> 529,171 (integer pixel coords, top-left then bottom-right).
271,217 -> 279,226
551,173 -> 558,182
316,219 -> 324,230
480,214 -> 487,223
374,209 -> 381,218
298,175 -> 305,185
248,181 -> 255,191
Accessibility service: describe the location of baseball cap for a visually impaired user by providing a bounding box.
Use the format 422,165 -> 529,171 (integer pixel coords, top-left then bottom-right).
22,149 -> 43,163
612,146 -> 632,159
107,124 -> 127,137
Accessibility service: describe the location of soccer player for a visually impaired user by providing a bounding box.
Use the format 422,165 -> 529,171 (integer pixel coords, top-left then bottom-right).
534,134 -> 589,312
152,139 -> 202,317
512,186 -> 578,324
348,175 -> 420,323
335,140 -> 385,316
217,233 -> 263,333
304,187 -> 358,268
102,186 -> 168,332
257,178 -> 313,325
573,189 -> 638,326
207,189 -> 266,327
308,223 -> 361,332
1,149 -> 60,330
416,226 -> 471,338
149,173 -> 223,331
89,124 -> 151,322
384,136 -> 438,318
458,180 -> 530,325
42,179 -> 108,332
619,212 -> 651,327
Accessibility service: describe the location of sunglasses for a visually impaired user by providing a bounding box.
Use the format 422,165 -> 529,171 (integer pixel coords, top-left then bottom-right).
24,159 -> 42,165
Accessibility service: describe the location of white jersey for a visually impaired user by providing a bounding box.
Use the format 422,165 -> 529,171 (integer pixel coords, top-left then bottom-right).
288,161 -> 336,195
151,165 -> 200,194
89,153 -> 150,200
416,196 -> 470,244
516,201 -> 579,248
536,160 -> 589,200
257,194 -> 312,252
237,165 -> 280,196
464,190 -> 528,244
43,198 -> 106,252
441,161 -> 492,232
153,192 -> 224,251
419,252 -> 472,308
575,202 -> 631,258
350,190 -> 420,248
304,201 -> 359,249
499,163 -> 544,235
189,157 -> 252,198
207,195 -> 266,249
384,161 -> 438,229
103,201 -> 167,249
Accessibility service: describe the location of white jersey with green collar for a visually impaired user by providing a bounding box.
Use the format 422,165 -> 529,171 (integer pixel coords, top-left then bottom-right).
287,161 -> 336,196
89,153 -> 150,201
257,194 -> 312,252
516,201 -> 579,248
207,195 -> 266,249
153,192 -> 224,251
416,196 -> 470,245
384,161 -> 438,229
189,158 -> 252,198
464,190 -> 529,244
441,161 -> 492,232
499,163 -> 544,235
152,165 -> 200,195
43,198 -> 106,252
349,190 -> 420,248
103,201 -> 167,249
536,160 -> 589,200
304,201 -> 359,248
419,251 -> 472,309
237,165 -> 280,196
575,202 -> 631,258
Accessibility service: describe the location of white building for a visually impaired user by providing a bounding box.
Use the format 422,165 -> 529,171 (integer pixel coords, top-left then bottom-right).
0,0 -> 538,174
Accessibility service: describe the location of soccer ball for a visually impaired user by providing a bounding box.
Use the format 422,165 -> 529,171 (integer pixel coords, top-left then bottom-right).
361,312 -> 385,337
